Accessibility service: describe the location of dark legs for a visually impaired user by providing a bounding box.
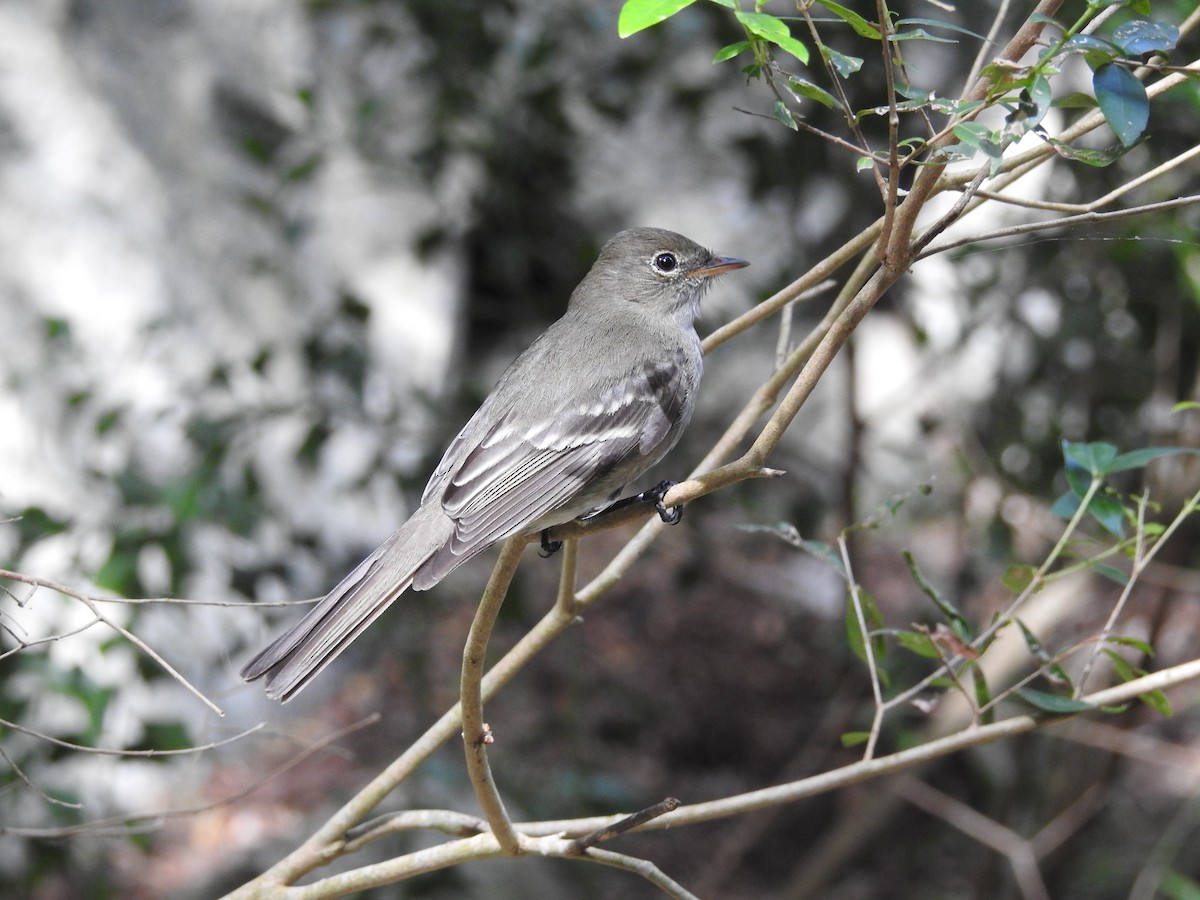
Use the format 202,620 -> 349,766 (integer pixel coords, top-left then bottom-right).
540,480 -> 683,557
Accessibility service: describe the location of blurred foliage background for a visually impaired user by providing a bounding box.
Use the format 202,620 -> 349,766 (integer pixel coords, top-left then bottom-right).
1,0 -> 1199,897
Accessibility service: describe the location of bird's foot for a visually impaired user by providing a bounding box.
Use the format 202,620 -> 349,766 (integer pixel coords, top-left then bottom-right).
540,529 -> 563,557
637,479 -> 683,525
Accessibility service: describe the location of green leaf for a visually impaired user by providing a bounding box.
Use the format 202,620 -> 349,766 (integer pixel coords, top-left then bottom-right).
904,551 -> 971,639
1002,564 -> 1038,594
1111,19 -> 1179,56
813,0 -> 881,39
1093,563 -> 1129,585
1159,871 -> 1200,900
934,143 -> 977,164
617,0 -> 699,38
1107,446 -> 1200,473
1139,689 -> 1173,717
1172,401 -> 1200,413
1016,688 -> 1094,714
1051,490 -> 1082,520
736,12 -> 810,63
840,730 -> 871,748
1103,647 -> 1138,682
1108,634 -> 1155,657
1060,33 -> 1121,67
1045,136 -> 1129,167
739,523 -> 846,576
890,27 -> 958,44
1104,649 -> 1173,716
895,18 -> 987,42
821,44 -> 863,78
1088,493 -> 1127,537
1063,439 -> 1118,476
894,630 -> 940,659
787,77 -> 842,109
974,668 -> 995,725
952,122 -> 992,149
1016,618 -> 1072,688
772,99 -> 799,130
735,10 -> 789,40
1093,63 -> 1149,148
951,122 -> 1003,173
713,40 -> 751,63
1052,91 -> 1099,109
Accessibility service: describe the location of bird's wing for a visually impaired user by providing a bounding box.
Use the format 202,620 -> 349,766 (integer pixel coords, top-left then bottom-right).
413,357 -> 688,586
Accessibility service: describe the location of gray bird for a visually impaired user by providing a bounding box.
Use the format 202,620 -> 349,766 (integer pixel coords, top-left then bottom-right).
241,227 -> 748,700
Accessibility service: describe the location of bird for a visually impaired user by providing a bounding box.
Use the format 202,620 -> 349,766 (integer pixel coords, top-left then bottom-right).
241,227 -> 748,700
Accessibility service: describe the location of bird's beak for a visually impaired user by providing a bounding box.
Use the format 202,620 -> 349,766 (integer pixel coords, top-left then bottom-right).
690,255 -> 749,278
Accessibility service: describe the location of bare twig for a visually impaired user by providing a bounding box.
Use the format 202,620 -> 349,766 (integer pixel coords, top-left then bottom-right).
569,798 -> 681,853
0,718 -> 263,758
3,714 -> 380,839
459,537 -> 525,855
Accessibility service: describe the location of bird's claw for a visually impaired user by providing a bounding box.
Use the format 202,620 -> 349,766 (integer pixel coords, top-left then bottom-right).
639,480 -> 683,525
540,529 -> 563,557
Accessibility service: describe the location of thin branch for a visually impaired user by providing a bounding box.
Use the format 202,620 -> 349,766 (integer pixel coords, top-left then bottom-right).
0,717 -> 263,758
578,846 -> 700,900
961,0 -> 1014,95
0,746 -> 82,809
553,538 -> 580,618
917,194 -> 1200,259
460,537 -> 525,855
3,714 -> 380,839
569,798 -> 681,853
839,533 -> 884,760
1079,482 -> 1200,695
1,569 -> 225,716
894,776 -> 1051,900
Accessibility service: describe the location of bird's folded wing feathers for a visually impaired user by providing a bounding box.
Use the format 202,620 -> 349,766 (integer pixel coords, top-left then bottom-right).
414,358 -> 688,585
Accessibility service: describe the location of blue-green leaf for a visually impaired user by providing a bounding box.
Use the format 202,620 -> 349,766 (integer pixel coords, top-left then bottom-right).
1112,19 -> 1179,56
1063,439 -> 1119,475
1087,493 -> 1127,537
1107,446 -> 1200,473
1093,63 -> 1149,147
1060,33 -> 1121,68
1017,688 -> 1094,714
1093,563 -> 1129,585
1051,490 -> 1082,519
773,99 -> 799,130
821,44 -> 863,78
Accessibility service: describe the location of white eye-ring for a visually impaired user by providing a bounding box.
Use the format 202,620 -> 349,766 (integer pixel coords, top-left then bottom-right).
652,251 -> 679,273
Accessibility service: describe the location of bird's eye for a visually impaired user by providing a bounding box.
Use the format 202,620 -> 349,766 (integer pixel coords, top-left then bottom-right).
652,252 -> 678,273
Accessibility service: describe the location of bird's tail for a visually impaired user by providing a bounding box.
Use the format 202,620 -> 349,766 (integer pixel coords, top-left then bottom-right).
240,502 -> 454,701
